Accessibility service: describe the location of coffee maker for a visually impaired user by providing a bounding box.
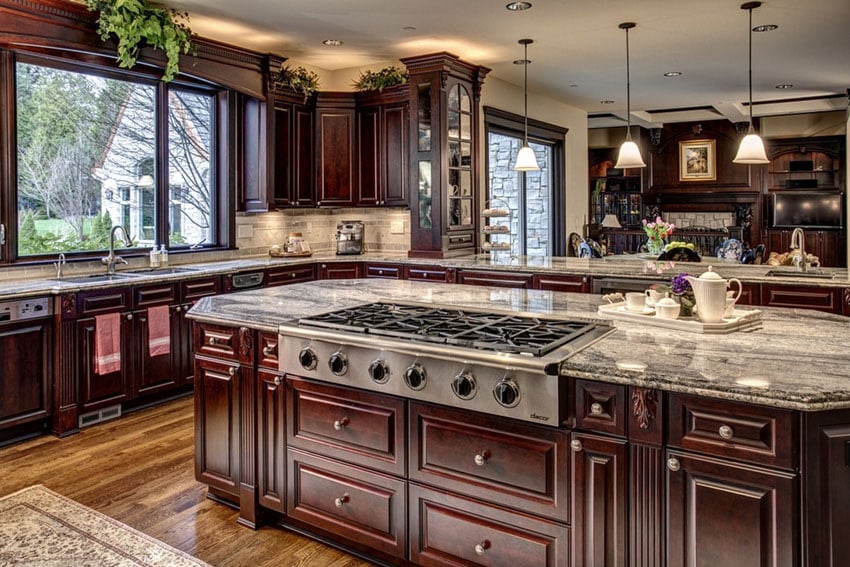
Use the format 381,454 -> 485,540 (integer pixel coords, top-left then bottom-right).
335,220 -> 364,255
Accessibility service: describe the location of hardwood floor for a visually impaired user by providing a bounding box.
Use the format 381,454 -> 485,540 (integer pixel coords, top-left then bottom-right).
0,396 -> 373,567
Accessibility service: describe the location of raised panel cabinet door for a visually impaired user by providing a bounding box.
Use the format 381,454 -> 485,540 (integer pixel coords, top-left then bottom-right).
356,106 -> 380,205
134,306 -> 177,397
318,262 -> 362,280
194,356 -> 241,499
316,107 -> 355,206
0,320 -> 50,428
257,370 -> 285,513
272,102 -> 293,206
293,106 -> 315,206
76,314 -> 131,412
382,103 -> 408,206
571,432 -> 628,567
666,450 -> 797,567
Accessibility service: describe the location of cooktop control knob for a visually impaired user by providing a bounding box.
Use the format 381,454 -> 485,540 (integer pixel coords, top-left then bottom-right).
298,347 -> 318,371
403,364 -> 427,390
329,351 -> 348,376
451,370 -> 477,400
368,359 -> 390,383
493,378 -> 520,408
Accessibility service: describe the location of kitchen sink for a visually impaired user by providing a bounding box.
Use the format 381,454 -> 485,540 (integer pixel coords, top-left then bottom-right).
764,269 -> 836,280
119,266 -> 201,275
52,273 -> 141,283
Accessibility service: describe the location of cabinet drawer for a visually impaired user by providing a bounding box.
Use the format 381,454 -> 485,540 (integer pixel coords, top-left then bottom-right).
574,380 -> 627,437
75,288 -> 130,316
133,282 -> 177,308
457,270 -> 534,289
668,394 -> 797,469
409,403 -> 568,521
318,262 -> 362,280
265,264 -> 316,287
195,323 -> 241,361
364,262 -> 403,279
181,276 -> 221,301
760,284 -> 842,314
257,332 -> 279,370
404,265 -> 453,282
287,378 -> 405,476
287,448 -> 405,559
409,483 -> 570,567
533,274 -> 589,293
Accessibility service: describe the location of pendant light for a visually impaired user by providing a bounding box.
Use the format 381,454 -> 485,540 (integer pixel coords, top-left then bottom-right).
733,2 -> 770,164
513,38 -> 540,171
614,22 -> 646,170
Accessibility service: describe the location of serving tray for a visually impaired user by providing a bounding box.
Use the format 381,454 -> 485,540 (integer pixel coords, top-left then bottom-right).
597,302 -> 762,334
269,250 -> 313,257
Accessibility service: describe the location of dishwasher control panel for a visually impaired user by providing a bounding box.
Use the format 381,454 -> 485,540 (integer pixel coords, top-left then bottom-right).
0,297 -> 52,323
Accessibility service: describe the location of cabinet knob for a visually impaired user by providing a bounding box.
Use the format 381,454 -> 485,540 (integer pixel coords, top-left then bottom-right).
290,272 -> 296,278
473,450 -> 491,467
718,425 -> 734,440
174,305 -> 181,312
208,337 -> 216,346
334,493 -> 349,508
570,439 -> 583,452
667,457 -> 681,472
590,402 -> 604,416
263,345 -> 275,357
228,366 -> 237,376
333,417 -> 350,431
474,540 -> 491,556
273,376 -> 282,386
126,313 -> 133,321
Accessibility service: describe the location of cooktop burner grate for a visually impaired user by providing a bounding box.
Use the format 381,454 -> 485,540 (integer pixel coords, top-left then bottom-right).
297,302 -> 602,357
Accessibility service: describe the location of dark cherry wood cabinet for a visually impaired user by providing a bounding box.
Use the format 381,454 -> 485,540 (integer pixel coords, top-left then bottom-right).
760,283 -> 844,314
457,269 -> 534,289
355,86 -> 409,207
264,263 -> 316,287
130,283 -> 180,398
318,261 -> 362,280
761,228 -> 846,268
404,264 -> 456,283
0,318 -> 51,432
315,93 -> 356,207
364,262 -> 403,279
257,368 -> 285,514
666,449 -> 797,567
270,91 -> 315,208
533,274 -> 590,293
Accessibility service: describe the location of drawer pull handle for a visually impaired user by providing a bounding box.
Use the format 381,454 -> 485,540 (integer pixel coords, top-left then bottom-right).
228,366 -> 237,376
570,439 -> 583,452
333,417 -> 350,431
474,540 -> 491,556
291,273 -> 296,278
262,346 -> 275,357
334,494 -> 349,508
273,376 -> 281,387
473,450 -> 491,467
667,457 -> 681,472
208,337 -> 216,346
718,425 -> 734,440
590,402 -> 604,416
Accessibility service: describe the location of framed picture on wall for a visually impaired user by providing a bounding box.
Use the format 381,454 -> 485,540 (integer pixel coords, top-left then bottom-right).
679,139 -> 716,181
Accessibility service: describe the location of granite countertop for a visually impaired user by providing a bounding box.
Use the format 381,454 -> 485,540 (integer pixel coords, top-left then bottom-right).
0,251 -> 847,302
187,279 -> 850,412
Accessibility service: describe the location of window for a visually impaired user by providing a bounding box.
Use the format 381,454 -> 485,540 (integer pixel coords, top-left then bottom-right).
484,107 -> 567,256
10,57 -> 217,260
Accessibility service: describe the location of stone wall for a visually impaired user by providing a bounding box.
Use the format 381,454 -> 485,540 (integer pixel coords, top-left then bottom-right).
665,212 -> 735,230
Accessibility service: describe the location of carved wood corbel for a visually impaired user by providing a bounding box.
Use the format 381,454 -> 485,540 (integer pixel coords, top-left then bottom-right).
632,388 -> 658,430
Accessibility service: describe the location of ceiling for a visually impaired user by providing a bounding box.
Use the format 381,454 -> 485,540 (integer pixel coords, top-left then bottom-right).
169,0 -> 850,127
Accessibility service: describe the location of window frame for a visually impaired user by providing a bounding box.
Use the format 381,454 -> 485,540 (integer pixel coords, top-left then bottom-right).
483,106 -> 568,256
0,48 -> 228,265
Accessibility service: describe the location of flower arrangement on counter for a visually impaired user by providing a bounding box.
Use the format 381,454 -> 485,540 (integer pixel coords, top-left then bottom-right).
642,216 -> 675,256
671,272 -> 696,317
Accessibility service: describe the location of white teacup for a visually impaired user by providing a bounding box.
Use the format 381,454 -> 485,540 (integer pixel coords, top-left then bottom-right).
625,292 -> 647,312
645,287 -> 666,305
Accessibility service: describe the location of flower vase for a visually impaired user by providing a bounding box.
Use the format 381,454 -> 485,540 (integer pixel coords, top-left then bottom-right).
646,238 -> 665,257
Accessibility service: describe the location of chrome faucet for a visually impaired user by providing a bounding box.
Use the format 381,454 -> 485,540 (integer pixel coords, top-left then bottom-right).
102,225 -> 132,274
790,227 -> 807,272
54,253 -> 66,278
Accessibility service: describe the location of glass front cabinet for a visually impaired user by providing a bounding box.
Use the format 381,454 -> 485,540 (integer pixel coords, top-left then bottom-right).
401,53 -> 490,257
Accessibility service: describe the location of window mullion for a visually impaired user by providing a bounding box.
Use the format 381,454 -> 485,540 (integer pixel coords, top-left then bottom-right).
155,83 -> 169,248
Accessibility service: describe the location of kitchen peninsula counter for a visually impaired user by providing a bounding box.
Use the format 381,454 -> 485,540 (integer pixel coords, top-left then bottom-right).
188,278 -> 850,412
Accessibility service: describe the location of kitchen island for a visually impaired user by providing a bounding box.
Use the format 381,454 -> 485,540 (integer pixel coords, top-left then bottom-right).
188,279 -> 850,566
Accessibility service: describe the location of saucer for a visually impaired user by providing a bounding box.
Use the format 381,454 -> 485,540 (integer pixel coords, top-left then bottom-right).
618,305 -> 655,315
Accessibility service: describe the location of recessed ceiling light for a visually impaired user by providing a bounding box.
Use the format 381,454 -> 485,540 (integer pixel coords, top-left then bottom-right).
663,71 -> 682,77
753,24 -> 778,32
600,100 -> 615,104
322,39 -> 343,46
775,83 -> 794,89
402,26 -> 416,32
569,84 -> 578,88
505,1 -> 532,11
512,58 -> 530,65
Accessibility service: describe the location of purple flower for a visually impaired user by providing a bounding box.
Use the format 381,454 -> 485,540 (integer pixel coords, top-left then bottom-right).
671,272 -> 691,295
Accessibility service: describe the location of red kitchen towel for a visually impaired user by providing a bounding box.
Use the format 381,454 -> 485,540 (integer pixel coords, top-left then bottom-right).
147,305 -> 171,357
94,312 -> 121,375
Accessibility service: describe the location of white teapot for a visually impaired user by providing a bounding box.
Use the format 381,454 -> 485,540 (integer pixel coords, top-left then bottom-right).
685,266 -> 742,323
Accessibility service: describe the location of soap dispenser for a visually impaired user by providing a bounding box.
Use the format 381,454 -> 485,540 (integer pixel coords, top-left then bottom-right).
159,244 -> 169,267
149,246 -> 160,268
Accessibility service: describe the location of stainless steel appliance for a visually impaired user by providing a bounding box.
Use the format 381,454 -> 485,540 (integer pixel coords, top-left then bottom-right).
335,220 -> 364,255
278,302 -> 613,426
230,271 -> 264,290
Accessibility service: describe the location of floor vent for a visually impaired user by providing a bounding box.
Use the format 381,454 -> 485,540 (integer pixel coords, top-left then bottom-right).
78,405 -> 122,428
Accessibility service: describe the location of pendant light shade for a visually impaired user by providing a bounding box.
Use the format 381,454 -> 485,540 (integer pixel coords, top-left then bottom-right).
614,22 -> 645,170
513,38 -> 540,171
733,2 -> 770,165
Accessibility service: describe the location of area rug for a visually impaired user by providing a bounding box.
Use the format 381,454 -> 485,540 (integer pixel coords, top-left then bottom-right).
0,485 -> 209,566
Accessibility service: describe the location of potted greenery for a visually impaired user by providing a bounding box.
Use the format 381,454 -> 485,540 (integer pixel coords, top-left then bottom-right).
85,0 -> 194,82
353,66 -> 408,92
274,65 -> 321,102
